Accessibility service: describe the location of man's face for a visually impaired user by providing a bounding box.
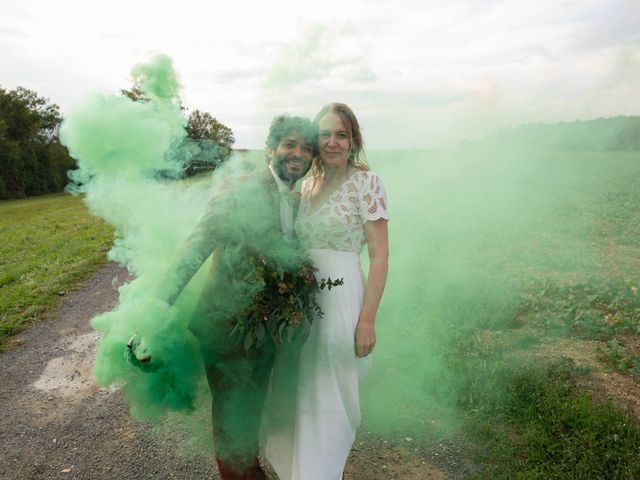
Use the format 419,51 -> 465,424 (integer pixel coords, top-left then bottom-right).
268,133 -> 313,186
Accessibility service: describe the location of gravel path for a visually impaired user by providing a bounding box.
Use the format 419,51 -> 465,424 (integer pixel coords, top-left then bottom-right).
0,263 -> 476,480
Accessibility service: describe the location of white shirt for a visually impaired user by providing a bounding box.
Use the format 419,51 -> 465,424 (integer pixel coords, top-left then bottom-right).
268,165 -> 295,242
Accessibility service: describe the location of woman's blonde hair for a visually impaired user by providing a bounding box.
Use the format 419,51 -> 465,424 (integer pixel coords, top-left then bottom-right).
311,103 -> 369,177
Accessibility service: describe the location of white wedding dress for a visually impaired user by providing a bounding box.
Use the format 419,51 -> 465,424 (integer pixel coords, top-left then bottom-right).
266,171 -> 389,480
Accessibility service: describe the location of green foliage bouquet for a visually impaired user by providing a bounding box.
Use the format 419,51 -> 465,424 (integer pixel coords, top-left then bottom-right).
230,253 -> 343,351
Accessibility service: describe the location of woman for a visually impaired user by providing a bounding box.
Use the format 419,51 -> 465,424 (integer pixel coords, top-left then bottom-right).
266,103 -> 389,480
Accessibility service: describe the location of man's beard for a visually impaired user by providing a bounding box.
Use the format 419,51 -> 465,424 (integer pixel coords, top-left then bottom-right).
272,155 -> 309,185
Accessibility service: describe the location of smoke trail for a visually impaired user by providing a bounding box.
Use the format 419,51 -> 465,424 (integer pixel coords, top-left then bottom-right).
60,54 -> 219,419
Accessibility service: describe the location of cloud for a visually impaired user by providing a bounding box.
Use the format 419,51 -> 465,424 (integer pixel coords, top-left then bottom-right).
213,66 -> 269,85
1,0 -> 638,149
0,24 -> 29,39
264,23 -> 376,89
562,2 -> 640,53
466,46 -> 553,67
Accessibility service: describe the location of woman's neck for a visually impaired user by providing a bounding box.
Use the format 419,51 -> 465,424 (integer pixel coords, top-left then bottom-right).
322,164 -> 351,184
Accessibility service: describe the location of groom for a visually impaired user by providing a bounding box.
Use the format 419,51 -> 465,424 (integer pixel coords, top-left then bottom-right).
156,114 -> 316,480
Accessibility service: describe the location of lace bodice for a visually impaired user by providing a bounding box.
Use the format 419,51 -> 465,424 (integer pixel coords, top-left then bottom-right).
295,171 -> 389,253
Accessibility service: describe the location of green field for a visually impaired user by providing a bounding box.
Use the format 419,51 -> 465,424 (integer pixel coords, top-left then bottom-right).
365,149 -> 640,478
1,150 -> 639,477
0,193 -> 113,348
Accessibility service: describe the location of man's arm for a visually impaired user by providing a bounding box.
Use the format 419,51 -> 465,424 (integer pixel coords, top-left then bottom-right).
155,194 -> 228,306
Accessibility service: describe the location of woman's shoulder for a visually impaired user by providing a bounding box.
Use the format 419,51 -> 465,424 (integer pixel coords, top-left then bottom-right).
353,170 -> 389,219
352,168 -> 382,178
351,169 -> 385,190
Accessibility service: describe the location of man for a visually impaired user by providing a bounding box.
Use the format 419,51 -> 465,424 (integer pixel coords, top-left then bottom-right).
135,114 -> 316,480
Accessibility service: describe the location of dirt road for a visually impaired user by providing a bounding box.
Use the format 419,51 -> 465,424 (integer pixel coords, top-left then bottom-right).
0,263 -> 470,480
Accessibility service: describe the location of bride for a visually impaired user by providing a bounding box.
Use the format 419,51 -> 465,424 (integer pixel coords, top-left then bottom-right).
266,103 -> 389,480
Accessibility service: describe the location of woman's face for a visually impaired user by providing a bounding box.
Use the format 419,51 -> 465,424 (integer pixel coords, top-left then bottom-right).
318,113 -> 351,169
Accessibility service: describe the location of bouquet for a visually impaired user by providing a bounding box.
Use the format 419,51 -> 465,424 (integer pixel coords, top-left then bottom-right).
125,253 -> 344,366
229,253 -> 343,351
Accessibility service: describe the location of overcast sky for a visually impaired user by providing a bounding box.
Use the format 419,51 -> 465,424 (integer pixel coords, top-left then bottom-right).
1,0 -> 639,148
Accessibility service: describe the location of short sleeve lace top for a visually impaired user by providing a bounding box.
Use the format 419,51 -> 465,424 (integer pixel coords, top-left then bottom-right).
295,171 -> 389,253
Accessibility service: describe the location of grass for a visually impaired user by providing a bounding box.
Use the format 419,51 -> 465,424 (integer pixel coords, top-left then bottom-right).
440,273 -> 640,478
597,338 -> 640,380
0,193 -> 113,349
437,269 -> 640,478
461,358 -> 640,479
520,277 -> 640,379
522,277 -> 640,338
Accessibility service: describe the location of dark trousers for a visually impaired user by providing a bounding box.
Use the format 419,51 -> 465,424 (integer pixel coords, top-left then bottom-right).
203,341 -> 274,479
190,268 -> 275,479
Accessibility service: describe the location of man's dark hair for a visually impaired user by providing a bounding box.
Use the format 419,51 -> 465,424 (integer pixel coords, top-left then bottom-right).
265,114 -> 318,155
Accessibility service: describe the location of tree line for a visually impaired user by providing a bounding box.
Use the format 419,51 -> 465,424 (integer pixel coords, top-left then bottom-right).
464,116 -> 640,151
0,86 -> 235,200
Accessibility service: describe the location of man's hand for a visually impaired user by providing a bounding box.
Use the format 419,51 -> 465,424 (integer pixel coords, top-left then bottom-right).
125,334 -> 163,372
123,298 -> 172,371
126,334 -> 151,363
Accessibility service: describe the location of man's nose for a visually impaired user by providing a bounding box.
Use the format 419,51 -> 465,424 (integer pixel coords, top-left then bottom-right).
292,144 -> 303,156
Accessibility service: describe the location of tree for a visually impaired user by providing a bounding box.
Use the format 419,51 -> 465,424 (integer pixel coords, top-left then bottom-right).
120,85 -> 235,175
186,109 -> 235,168
120,86 -> 148,103
0,86 -> 73,198
1,86 -> 62,143
464,116 -> 640,151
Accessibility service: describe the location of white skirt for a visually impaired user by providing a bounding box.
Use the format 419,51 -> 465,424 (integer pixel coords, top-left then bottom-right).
265,249 -> 371,480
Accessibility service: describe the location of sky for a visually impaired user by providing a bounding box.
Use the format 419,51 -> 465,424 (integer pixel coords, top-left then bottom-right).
1,0 -> 639,149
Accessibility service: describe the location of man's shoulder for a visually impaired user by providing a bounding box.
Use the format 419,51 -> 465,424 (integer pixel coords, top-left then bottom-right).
236,167 -> 276,189
226,167 -> 280,214
203,167 -> 274,207
211,167 -> 275,196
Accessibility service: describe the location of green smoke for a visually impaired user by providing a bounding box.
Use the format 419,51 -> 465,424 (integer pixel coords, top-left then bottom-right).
61,55 -> 314,462
60,53 -> 640,458
130,54 -> 182,103
60,54 -> 212,419
361,146 -> 640,438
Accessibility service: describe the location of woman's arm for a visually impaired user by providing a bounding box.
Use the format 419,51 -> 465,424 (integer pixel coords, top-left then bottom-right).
355,218 -> 389,357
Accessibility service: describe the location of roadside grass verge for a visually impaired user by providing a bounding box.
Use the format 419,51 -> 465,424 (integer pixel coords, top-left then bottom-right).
0,193 -> 113,349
